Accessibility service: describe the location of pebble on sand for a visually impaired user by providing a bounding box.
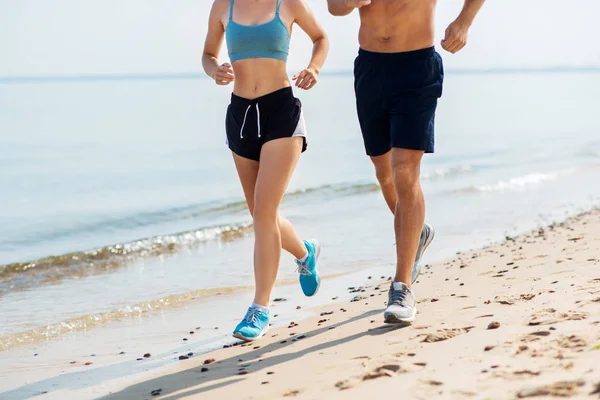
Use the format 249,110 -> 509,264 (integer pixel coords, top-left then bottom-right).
484,345 -> 495,351
488,321 -> 501,330
201,367 -> 209,372
204,358 -> 216,365
150,389 -> 162,396
178,355 -> 189,360
84,362 -> 93,366
143,353 -> 151,358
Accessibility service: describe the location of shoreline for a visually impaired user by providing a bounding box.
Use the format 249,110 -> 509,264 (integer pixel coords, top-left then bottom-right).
105,208 -> 599,400
2,208 -> 598,399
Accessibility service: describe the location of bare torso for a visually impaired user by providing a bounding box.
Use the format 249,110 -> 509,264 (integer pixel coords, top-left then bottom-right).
357,0 -> 437,53
221,0 -> 294,99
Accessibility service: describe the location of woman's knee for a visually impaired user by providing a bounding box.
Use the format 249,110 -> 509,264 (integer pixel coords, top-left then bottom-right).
252,205 -> 278,228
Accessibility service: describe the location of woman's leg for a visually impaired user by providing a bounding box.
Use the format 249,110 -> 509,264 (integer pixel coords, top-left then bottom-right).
251,137 -> 304,306
232,153 -> 307,260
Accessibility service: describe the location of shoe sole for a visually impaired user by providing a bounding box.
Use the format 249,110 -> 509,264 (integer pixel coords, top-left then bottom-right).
302,239 -> 321,297
384,308 -> 417,324
411,224 -> 436,285
232,325 -> 270,342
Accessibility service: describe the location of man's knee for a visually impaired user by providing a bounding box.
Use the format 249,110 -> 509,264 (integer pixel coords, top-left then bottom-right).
370,153 -> 393,187
390,150 -> 423,196
375,169 -> 393,188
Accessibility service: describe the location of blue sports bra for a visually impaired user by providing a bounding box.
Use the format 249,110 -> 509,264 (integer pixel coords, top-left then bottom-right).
225,0 -> 290,62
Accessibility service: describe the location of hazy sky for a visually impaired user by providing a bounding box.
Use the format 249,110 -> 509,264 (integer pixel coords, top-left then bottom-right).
1,0 -> 599,77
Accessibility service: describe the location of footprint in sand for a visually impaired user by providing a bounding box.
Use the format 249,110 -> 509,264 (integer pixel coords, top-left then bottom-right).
336,364 -> 407,390
516,380 -> 585,398
362,364 -> 406,380
495,293 -> 536,305
553,335 -> 587,350
493,370 -> 541,380
419,327 -> 474,343
528,308 -> 589,326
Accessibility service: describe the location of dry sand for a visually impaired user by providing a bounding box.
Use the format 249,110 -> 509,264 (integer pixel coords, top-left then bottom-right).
96,208 -> 600,400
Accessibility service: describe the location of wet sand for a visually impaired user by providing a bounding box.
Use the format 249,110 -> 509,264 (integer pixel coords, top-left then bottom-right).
3,209 -> 599,399
98,209 -> 600,399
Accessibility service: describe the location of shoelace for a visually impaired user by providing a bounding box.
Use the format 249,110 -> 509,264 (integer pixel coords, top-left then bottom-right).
389,288 -> 408,306
295,260 -> 311,276
244,307 -> 263,324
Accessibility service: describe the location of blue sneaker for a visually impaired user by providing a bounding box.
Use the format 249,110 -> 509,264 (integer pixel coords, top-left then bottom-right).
411,223 -> 435,284
232,306 -> 270,342
296,239 -> 321,297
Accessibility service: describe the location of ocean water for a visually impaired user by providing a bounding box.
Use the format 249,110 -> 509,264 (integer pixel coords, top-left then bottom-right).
1,69 -> 600,352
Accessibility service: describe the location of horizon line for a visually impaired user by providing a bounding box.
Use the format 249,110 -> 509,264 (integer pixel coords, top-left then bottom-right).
2,66 -> 600,84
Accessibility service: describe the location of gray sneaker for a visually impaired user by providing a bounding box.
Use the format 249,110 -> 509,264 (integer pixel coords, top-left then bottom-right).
384,282 -> 417,323
411,223 -> 435,285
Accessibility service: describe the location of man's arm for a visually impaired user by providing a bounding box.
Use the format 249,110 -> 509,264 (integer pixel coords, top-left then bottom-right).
327,0 -> 371,17
441,0 -> 485,54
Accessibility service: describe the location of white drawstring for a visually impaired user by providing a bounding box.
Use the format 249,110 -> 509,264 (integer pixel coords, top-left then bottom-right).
239,103 -> 261,139
256,104 -> 261,138
240,105 -> 251,139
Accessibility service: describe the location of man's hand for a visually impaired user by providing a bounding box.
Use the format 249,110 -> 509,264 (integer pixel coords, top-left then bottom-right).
344,0 -> 371,8
213,63 -> 234,85
441,19 -> 470,54
293,67 -> 319,90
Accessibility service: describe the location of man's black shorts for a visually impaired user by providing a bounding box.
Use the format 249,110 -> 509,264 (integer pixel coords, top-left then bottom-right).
354,46 -> 444,156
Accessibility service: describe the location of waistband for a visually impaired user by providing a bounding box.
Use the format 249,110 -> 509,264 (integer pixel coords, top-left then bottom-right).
358,46 -> 435,61
231,87 -> 293,108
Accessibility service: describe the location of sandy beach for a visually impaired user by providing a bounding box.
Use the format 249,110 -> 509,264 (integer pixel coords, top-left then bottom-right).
61,208 -> 596,400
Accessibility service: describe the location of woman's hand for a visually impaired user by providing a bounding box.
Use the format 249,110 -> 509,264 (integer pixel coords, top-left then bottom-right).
213,63 -> 235,85
293,67 -> 318,90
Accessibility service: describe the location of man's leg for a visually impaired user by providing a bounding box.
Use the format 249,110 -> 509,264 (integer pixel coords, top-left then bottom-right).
390,148 -> 425,285
382,148 -> 424,324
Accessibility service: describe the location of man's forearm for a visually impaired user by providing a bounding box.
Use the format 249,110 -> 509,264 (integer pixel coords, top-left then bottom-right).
456,0 -> 485,26
327,0 -> 354,16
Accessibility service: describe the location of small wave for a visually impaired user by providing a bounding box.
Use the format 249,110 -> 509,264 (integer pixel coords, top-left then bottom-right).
581,150 -> 600,158
0,285 -> 249,352
0,271 -> 351,352
458,169 -> 574,193
422,164 -> 473,180
0,223 -> 252,284
0,177 -> 463,286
